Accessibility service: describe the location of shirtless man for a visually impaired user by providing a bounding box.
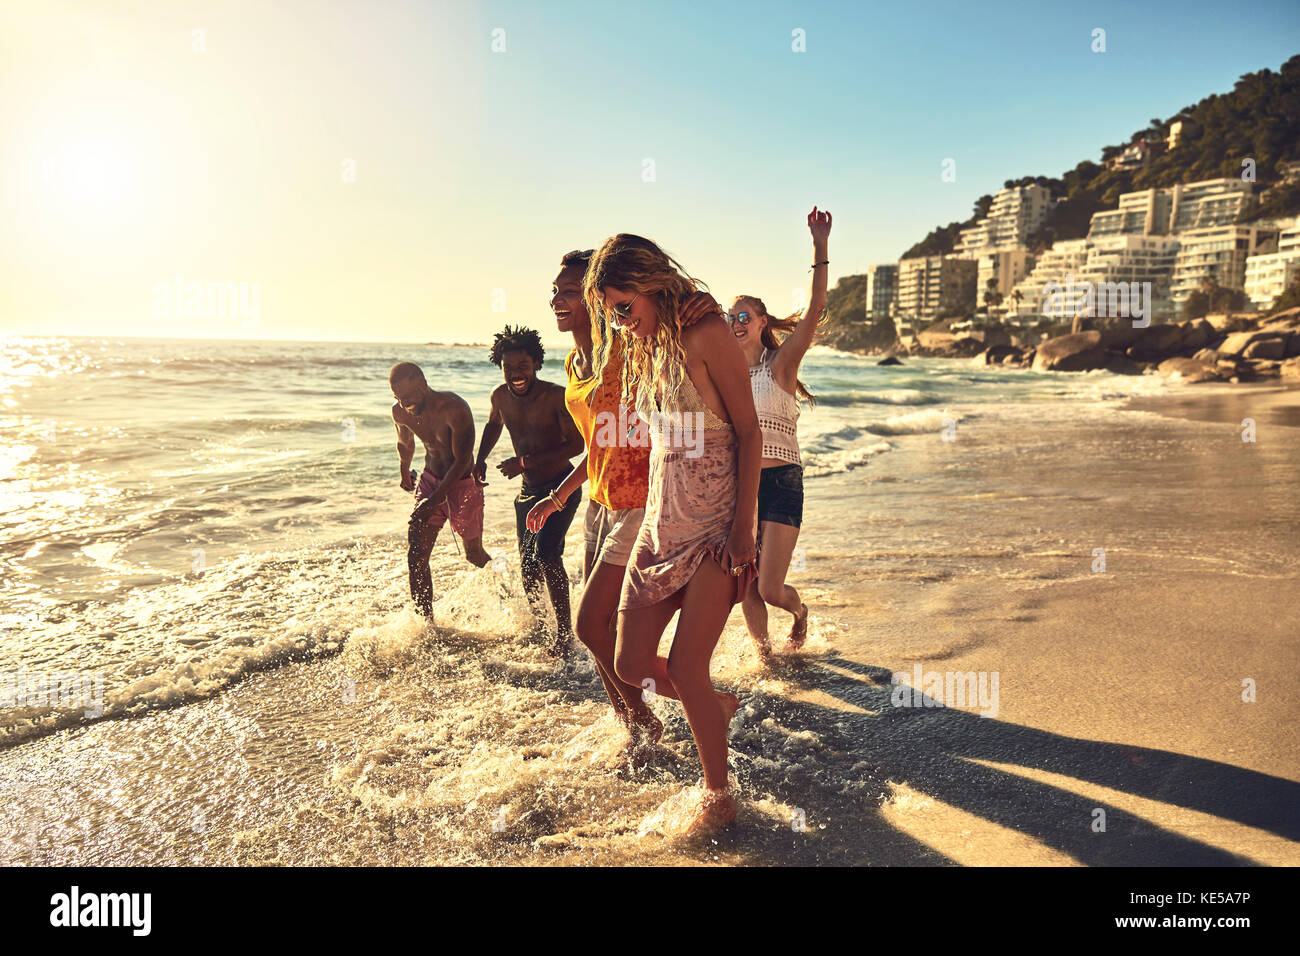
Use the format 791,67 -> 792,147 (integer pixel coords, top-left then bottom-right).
391,361 -> 491,618
474,326 -> 585,656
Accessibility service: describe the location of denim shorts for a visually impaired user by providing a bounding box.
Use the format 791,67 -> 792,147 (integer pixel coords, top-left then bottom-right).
757,463 -> 803,528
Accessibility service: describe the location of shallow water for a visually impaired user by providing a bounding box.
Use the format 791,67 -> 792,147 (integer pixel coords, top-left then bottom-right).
9,335 -> 1296,865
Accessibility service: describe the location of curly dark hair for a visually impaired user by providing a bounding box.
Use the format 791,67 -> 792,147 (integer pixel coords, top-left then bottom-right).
489,324 -> 544,368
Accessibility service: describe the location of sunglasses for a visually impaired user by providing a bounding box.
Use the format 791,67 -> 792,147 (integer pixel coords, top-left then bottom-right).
727,311 -> 754,325
609,292 -> 641,322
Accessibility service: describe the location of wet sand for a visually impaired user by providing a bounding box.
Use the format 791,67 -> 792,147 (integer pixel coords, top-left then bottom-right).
2,383 -> 1297,866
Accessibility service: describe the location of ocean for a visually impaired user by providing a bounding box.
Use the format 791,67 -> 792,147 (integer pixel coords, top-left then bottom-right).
11,332 -> 1258,865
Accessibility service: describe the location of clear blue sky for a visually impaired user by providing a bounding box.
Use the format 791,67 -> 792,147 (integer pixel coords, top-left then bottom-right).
2,0 -> 1297,342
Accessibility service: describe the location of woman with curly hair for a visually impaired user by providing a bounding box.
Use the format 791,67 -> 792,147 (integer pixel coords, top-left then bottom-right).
583,234 -> 761,833
527,250 -> 721,767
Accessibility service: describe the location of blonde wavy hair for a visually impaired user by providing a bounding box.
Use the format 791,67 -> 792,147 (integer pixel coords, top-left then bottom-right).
583,234 -> 706,409
733,294 -> 819,405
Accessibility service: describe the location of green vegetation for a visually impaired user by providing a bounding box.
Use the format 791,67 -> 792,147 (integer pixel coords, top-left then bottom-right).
1267,278 -> 1300,315
1183,278 -> 1249,320
900,220 -> 965,260
902,55 -> 1300,257
824,273 -> 867,324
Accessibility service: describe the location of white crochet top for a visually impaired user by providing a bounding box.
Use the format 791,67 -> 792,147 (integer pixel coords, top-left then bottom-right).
749,348 -> 801,465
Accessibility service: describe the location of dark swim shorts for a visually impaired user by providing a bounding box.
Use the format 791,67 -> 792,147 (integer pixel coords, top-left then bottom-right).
515,472 -> 580,564
757,463 -> 803,528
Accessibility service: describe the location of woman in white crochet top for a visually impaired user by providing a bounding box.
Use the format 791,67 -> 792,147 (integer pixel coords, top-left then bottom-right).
727,206 -> 830,660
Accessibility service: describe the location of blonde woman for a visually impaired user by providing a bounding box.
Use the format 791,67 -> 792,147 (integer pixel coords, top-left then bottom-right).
730,207 -> 831,660
584,234 -> 761,834
527,249 -> 721,767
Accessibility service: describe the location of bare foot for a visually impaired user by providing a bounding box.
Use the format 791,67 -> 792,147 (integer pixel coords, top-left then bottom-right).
786,603 -> 809,649
749,632 -> 775,665
717,690 -> 740,727
628,707 -> 664,746
686,787 -> 737,835
613,738 -> 657,772
547,632 -> 573,659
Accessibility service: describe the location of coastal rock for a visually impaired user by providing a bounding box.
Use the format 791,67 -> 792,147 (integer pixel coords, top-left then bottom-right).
1281,357 -> 1300,381
877,356 -> 903,366
1242,336 -> 1287,360
1181,319 -> 1214,352
1264,306 -> 1300,327
1103,353 -> 1145,375
1157,356 -> 1220,383
917,328 -> 958,352
1127,323 -> 1185,361
1099,322 -> 1145,350
1217,331 -> 1260,356
1246,360 -> 1282,379
1032,331 -> 1106,372
1192,347 -> 1219,363
1204,313 -> 1251,333
971,345 -> 1021,366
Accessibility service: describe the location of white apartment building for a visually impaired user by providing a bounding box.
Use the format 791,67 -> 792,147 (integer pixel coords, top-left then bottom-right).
1078,235 -> 1180,320
865,263 -> 899,319
1170,179 -> 1256,233
1244,219 -> 1300,309
1086,177 -> 1255,239
977,248 -> 1035,307
1007,240 -> 1090,321
895,255 -> 977,328
1088,189 -> 1165,238
1170,225 -> 1278,305
1004,236 -> 1179,322
956,184 -> 1053,257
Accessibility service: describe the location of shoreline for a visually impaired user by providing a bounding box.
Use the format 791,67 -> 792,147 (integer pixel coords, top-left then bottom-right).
1125,380 -> 1300,428
2,370 -> 1297,865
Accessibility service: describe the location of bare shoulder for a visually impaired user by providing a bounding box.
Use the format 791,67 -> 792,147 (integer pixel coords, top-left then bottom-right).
685,313 -> 741,366
436,390 -> 474,423
682,312 -> 732,353
391,401 -> 407,424
488,383 -> 507,406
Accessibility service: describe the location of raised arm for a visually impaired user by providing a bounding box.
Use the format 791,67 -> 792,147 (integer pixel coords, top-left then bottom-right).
773,206 -> 832,385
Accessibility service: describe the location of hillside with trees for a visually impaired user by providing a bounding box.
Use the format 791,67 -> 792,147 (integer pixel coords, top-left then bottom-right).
899,55 -> 1300,259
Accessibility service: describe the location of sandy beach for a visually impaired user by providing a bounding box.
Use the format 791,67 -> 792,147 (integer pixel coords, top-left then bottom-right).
3,362 -> 1295,866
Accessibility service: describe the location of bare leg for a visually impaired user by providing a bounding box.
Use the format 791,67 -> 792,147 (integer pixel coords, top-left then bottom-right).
753,521 -> 805,646
540,557 -> 574,657
577,560 -> 661,744
406,518 -> 441,618
462,535 -> 491,568
616,554 -> 741,831
667,555 -> 741,794
740,577 -> 772,662
517,540 -> 549,641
